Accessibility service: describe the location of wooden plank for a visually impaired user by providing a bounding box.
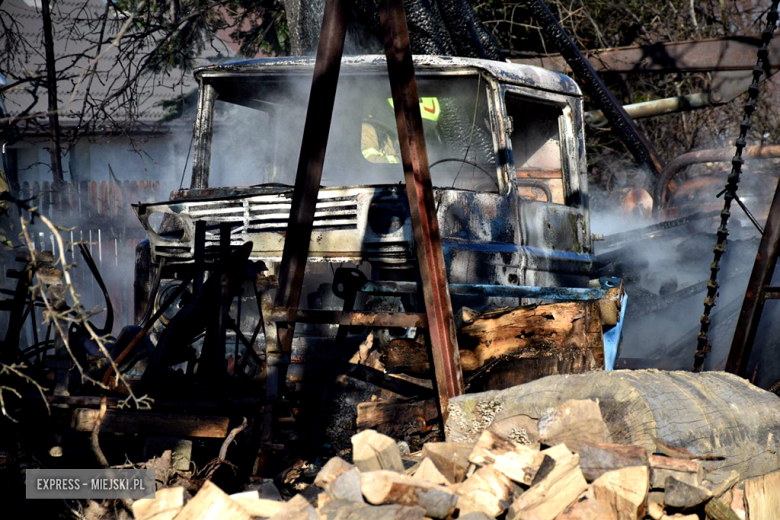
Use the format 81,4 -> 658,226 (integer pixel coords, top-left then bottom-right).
356,399 -> 438,438
71,409 -> 229,438
744,470 -> 780,520
381,338 -> 431,375
648,455 -> 703,489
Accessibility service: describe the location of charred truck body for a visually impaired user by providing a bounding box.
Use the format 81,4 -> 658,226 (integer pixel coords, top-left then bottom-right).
130,56 -> 624,447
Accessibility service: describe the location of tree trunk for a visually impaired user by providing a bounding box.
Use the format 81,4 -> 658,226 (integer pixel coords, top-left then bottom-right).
41,0 -> 64,185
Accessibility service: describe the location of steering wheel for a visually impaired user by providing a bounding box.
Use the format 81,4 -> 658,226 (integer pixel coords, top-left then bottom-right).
429,158 -> 499,190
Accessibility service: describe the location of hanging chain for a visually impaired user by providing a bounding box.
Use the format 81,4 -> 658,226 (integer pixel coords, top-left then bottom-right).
693,2 -> 780,372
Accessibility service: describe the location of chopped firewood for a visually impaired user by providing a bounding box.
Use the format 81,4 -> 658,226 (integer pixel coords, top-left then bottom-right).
380,339 -> 431,375
705,470 -> 740,498
173,481 -> 251,520
360,470 -> 458,518
454,465 -> 513,517
730,488 -> 746,520
458,302 -> 604,373
324,468 -> 364,503
469,430 -> 548,485
72,409 -> 230,438
591,466 -> 649,520
538,400 -> 612,453
556,488 -> 617,520
488,415 -> 540,450
507,445 -> 587,520
133,486 -> 189,520
744,470 -> 780,520
648,455 -> 703,489
230,491 -> 286,517
578,442 -> 648,482
653,437 -> 724,460
704,497 -> 741,520
422,441 -> 473,483
663,476 -> 711,508
352,429 -> 405,473
269,494 -> 319,520
314,457 -> 355,487
646,503 -> 698,520
412,458 -> 450,485
317,500 -> 426,520
356,400 -> 438,438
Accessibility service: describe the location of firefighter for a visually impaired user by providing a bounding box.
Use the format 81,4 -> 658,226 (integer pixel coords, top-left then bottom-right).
361,97 -> 441,164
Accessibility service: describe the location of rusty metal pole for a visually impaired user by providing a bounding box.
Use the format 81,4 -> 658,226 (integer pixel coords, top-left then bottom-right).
522,0 -> 665,177
379,0 -> 464,417
273,0 -> 348,348
726,181 -> 780,376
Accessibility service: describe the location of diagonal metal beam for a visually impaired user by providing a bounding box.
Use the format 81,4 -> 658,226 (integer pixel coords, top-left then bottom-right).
379,0 -> 464,418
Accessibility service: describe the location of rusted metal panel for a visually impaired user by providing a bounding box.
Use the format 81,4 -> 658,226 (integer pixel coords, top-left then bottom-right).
379,0 -> 464,415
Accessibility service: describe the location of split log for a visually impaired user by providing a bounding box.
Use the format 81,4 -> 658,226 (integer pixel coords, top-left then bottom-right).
730,488 -> 746,520
454,465 -> 513,517
268,494 -> 319,520
457,301 -> 603,374
447,370 -> 780,481
744,470 -> 780,520
356,400 -> 438,438
649,455 -> 703,489
663,476 -> 711,508
72,409 -> 229,438
468,430 -> 548,485
380,339 -> 431,375
352,430 -> 404,473
412,458 -> 450,485
705,470 -> 739,498
704,497 -> 741,520
229,491 -> 286,517
578,443 -> 648,482
325,468 -> 364,503
538,399 -> 612,452
317,500 -> 426,520
646,503 -> 698,520
360,470 -> 458,518
507,445 -> 587,520
556,488 -> 617,520
488,415 -> 540,450
421,442 -> 473,483
591,466 -> 649,520
173,481 -> 251,520
314,457 -> 355,487
133,487 -> 189,520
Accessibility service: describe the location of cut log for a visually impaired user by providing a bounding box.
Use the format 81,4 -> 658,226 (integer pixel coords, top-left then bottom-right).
356,400 -> 438,438
457,302 -> 604,373
314,457 -> 355,487
591,466 -> 649,520
173,481 -> 251,520
744,470 -> 780,520
317,500 -> 426,520
352,430 -> 405,473
72,409 -> 229,438
380,339 -> 431,375
469,430 -> 548,485
360,470 -> 458,518
538,399 -> 612,452
556,488 -> 617,520
730,488 -> 746,520
579,443 -> 648,482
488,415 -> 540,450
705,470 -> 739,498
649,455 -> 703,489
454,465 -> 513,517
421,441 -> 473,483
412,458 -> 450,486
663,476 -> 711,508
325,468 -> 364,503
269,494 -> 319,520
507,447 -> 588,520
447,371 -> 780,482
704,497 -> 741,520
133,486 -> 189,520
229,491 -> 286,517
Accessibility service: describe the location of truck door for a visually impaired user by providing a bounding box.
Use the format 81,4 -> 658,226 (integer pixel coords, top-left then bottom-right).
502,87 -> 593,288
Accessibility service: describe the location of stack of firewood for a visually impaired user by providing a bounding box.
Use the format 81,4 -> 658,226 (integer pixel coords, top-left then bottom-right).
132,399 -> 779,520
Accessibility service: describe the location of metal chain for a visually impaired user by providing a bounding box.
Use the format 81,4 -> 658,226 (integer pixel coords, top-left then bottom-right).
693,1 -> 780,372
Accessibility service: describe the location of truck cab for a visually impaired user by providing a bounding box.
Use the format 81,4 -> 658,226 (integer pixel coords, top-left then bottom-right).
131,56 -> 610,392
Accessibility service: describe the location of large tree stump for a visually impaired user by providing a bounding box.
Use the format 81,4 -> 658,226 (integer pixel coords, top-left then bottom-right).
445,370 -> 780,481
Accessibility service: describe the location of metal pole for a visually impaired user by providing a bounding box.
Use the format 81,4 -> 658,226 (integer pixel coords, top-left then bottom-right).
379,0 -> 464,417
523,0 -> 665,177
726,181 -> 780,376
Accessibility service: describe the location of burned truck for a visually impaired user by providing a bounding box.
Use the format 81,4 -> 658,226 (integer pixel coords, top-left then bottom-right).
128,56 -> 623,449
